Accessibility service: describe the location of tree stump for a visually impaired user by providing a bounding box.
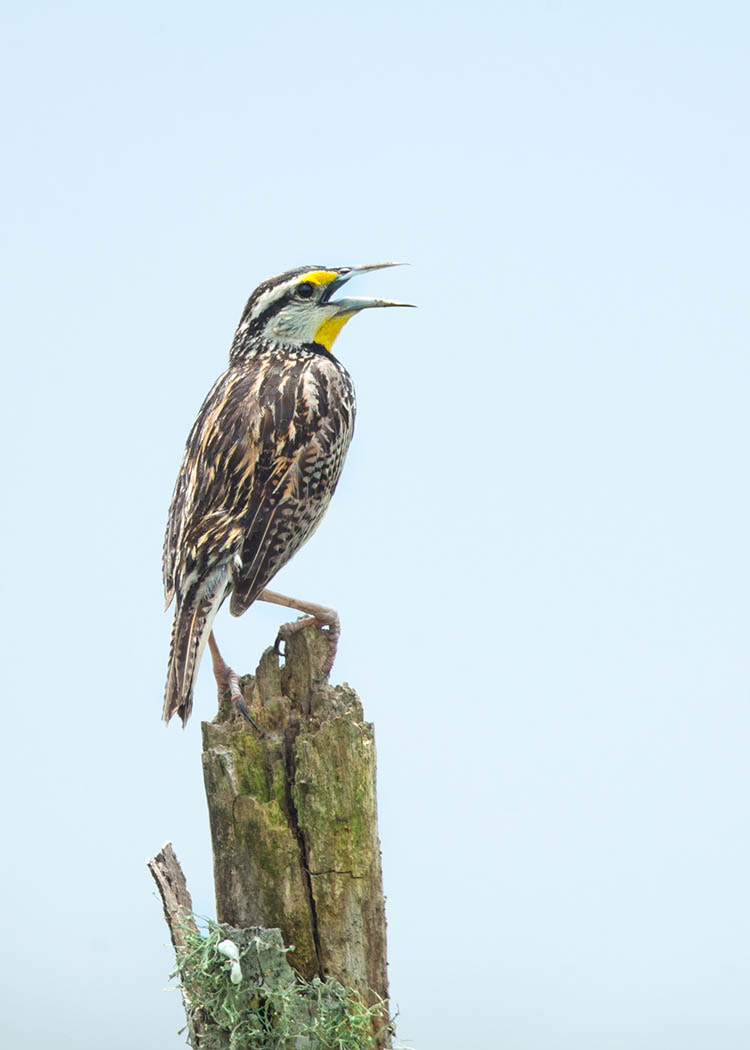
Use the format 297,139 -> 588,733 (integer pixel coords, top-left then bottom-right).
201,626 -> 389,1018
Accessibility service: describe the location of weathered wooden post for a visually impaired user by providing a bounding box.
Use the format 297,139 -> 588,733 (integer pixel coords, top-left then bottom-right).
149,627 -> 391,1048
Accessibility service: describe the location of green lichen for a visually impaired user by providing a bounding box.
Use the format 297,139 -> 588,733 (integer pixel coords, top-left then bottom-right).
175,920 -> 390,1050
293,718 -> 376,877
230,732 -> 270,801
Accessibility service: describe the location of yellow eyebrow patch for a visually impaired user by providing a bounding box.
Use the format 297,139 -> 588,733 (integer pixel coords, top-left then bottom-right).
301,270 -> 338,286
315,312 -> 355,351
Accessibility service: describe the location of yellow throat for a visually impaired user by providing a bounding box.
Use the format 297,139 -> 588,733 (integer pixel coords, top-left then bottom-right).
314,312 -> 355,351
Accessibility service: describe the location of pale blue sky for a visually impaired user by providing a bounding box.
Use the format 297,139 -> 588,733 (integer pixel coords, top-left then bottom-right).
1,2 -> 749,1048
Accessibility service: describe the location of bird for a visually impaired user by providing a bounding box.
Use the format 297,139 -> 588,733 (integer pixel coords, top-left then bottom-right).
162,262 -> 412,726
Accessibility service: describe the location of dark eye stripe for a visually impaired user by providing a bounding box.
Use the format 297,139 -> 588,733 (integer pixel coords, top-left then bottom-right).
237,266 -> 330,333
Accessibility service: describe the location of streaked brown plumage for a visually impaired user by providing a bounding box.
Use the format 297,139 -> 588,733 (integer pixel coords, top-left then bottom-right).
162,263 -> 411,726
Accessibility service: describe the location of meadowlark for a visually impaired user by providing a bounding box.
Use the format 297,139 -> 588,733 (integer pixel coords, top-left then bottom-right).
162,263 -> 412,726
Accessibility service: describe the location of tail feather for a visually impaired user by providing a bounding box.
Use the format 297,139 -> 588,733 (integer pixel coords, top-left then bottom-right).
163,569 -> 228,726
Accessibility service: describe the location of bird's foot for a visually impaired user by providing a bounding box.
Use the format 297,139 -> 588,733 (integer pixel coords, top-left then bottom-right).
224,666 -> 260,729
208,631 -> 259,729
274,613 -> 340,674
260,590 -> 340,675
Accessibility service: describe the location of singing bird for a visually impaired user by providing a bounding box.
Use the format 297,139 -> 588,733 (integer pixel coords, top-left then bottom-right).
162,263 -> 412,726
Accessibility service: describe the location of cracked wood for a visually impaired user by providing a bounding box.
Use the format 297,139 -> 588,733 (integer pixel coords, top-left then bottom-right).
200,626 -> 389,1014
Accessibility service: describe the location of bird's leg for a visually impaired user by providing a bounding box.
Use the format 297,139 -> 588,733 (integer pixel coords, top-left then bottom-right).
259,588 -> 341,675
207,631 -> 258,729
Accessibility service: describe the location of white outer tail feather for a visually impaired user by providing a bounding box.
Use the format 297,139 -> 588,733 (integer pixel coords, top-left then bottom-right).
163,565 -> 229,726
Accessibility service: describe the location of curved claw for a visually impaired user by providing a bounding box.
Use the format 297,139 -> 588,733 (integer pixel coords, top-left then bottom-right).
233,693 -> 260,731
208,632 -> 260,731
274,615 -> 340,675
275,615 -> 317,660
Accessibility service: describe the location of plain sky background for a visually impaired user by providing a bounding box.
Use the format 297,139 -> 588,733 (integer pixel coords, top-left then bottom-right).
1,2 -> 748,1047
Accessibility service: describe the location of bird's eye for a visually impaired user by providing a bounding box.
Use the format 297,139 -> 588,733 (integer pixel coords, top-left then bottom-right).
297,282 -> 315,299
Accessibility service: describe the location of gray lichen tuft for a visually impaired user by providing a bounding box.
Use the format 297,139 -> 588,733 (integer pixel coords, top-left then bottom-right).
175,920 -> 390,1050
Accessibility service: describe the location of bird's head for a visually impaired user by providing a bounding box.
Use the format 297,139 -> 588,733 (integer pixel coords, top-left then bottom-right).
231,262 -> 413,360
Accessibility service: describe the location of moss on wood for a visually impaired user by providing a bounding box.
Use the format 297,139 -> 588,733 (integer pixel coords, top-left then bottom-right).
175,921 -> 390,1050
201,627 -> 389,1025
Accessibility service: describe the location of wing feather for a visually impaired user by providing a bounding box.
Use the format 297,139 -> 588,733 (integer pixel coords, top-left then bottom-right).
162,350 -> 355,722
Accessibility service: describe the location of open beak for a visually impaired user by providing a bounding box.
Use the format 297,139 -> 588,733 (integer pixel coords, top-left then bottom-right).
324,262 -> 415,313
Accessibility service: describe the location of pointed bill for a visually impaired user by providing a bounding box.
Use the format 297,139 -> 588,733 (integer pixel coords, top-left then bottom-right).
329,296 -> 415,312
324,262 -> 414,311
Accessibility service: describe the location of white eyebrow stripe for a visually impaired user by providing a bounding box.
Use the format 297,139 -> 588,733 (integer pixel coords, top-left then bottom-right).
248,280 -> 295,320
